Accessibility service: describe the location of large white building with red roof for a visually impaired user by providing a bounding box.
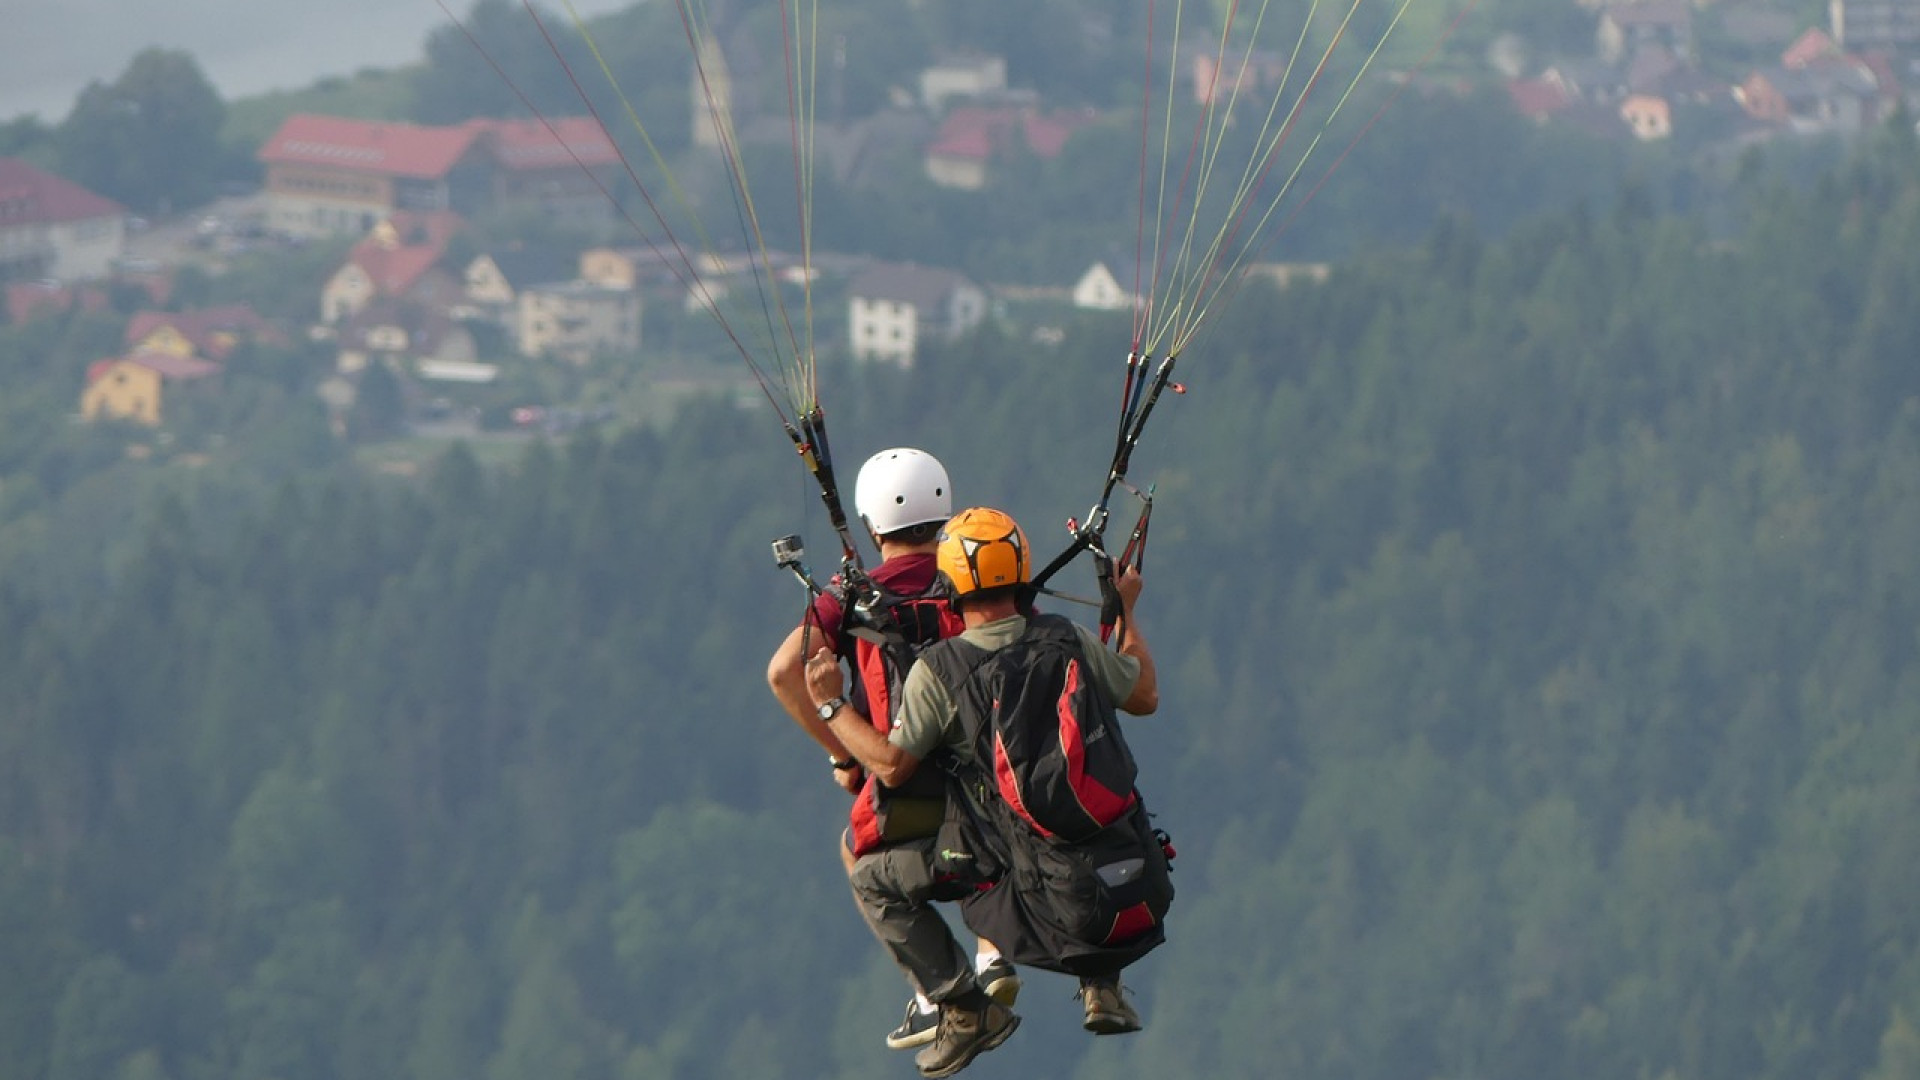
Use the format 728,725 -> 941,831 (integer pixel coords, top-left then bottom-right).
258,114 -> 623,239
0,157 -> 126,283
482,117 -> 628,229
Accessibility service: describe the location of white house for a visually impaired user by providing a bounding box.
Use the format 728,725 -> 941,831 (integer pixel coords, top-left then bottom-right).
846,262 -> 986,367
1072,262 -> 1141,312
920,53 -> 1008,112
0,157 -> 126,282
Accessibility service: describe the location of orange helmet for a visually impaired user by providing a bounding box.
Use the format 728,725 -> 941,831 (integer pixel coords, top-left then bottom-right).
938,507 -> 1029,599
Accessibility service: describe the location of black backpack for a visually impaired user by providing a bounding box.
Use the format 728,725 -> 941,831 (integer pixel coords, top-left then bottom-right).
921,614 -> 1174,980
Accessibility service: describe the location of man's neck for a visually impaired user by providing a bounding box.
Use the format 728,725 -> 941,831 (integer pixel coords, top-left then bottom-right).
962,598 -> 1020,628
876,538 -> 937,562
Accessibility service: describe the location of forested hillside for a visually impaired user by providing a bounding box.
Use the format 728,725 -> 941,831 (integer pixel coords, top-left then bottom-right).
5,125 -> 1920,1079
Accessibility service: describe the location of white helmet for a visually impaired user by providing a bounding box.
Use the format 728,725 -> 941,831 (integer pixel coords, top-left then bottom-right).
855,447 -> 952,535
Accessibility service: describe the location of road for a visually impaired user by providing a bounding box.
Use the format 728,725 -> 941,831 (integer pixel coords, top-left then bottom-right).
122,192 -> 276,272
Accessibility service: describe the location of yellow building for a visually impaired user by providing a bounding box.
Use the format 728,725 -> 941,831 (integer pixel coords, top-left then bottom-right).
81,352 -> 220,426
124,306 -> 278,361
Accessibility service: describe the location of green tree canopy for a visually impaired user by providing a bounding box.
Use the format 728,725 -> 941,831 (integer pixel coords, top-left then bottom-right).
57,48 -> 225,215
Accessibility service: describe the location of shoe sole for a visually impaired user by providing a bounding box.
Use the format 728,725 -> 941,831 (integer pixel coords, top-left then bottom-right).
1084,1013 -> 1143,1036
886,1024 -> 938,1051
918,1012 -> 1021,1079
982,972 -> 1021,1008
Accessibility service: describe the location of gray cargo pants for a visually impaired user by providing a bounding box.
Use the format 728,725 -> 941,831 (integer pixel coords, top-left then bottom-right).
848,837 -> 979,1003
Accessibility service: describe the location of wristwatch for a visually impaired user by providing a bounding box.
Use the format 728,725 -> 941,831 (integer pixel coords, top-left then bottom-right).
816,696 -> 848,721
830,756 -> 859,771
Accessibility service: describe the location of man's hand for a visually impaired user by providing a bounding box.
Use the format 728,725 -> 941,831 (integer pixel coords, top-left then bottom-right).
805,646 -> 846,707
832,764 -> 864,794
1114,563 -> 1145,612
1110,564 -> 1158,715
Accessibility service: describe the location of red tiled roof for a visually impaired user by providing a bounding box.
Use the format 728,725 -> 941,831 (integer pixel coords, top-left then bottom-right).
124,305 -> 280,358
1022,109 -> 1096,157
89,351 -> 221,383
8,281 -> 91,323
929,113 -> 997,160
124,310 -> 175,346
351,246 -> 444,295
343,209 -> 464,295
482,116 -> 621,169
928,107 -> 1095,162
1507,77 -> 1573,119
0,157 -> 124,224
260,114 -> 623,181
258,114 -> 484,179
1782,28 -> 1839,69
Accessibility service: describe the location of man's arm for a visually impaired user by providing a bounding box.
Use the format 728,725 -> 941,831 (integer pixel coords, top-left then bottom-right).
1111,565 -> 1158,714
768,625 -> 859,763
804,645 -> 923,788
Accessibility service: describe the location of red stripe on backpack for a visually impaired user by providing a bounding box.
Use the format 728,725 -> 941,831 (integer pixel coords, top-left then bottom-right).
1056,658 -> 1135,828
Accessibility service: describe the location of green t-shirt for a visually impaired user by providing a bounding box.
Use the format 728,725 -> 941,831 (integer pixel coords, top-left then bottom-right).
890,614 -> 1142,763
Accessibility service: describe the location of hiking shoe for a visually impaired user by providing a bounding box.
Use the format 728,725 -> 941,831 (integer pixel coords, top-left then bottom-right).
1080,979 -> 1143,1035
885,998 -> 939,1050
978,958 -> 1022,1007
914,999 -> 1020,1078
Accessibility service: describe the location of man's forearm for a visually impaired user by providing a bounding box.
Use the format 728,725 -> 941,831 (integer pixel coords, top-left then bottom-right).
1116,613 -> 1159,714
825,705 -> 918,787
769,628 -> 856,759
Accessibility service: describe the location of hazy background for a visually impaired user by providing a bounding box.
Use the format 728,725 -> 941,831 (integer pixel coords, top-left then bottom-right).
0,0 -> 633,123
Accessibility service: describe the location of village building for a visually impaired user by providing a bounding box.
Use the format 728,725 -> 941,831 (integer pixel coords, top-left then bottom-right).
924,106 -> 1099,190
1621,93 -> 1674,139
920,54 -> 1008,112
0,157 -> 126,283
335,299 -> 482,375
461,246 -> 578,328
320,211 -> 466,324
1072,261 -> 1141,312
517,281 -> 642,363
124,305 -> 281,360
1188,41 -> 1290,105
80,352 -> 220,426
1737,28 -> 1888,130
846,262 -> 986,367
1597,1 -> 1695,66
258,114 -> 621,239
1830,0 -> 1920,50
6,279 -> 114,324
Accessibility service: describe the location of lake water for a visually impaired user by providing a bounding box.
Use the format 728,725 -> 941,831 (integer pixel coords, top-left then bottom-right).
0,0 -> 631,124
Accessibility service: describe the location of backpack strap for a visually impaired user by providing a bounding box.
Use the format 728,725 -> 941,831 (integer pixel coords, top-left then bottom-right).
917,614 -> 1085,752
914,633 -> 995,715
918,632 -> 1011,823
